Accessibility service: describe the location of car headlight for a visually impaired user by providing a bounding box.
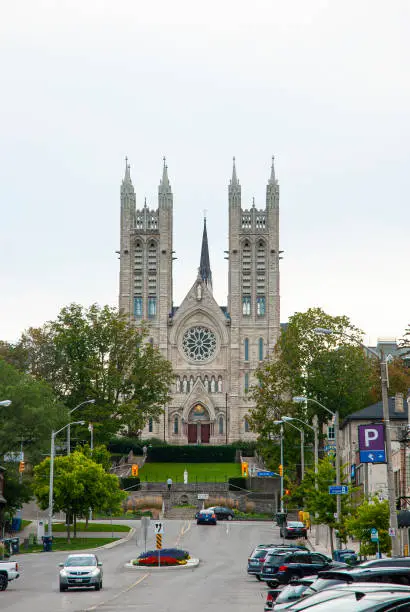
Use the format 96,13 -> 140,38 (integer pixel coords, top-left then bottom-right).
60,570 -> 67,577
90,569 -> 100,576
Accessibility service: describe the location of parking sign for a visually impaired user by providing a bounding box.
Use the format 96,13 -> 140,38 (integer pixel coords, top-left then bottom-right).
358,424 -> 386,463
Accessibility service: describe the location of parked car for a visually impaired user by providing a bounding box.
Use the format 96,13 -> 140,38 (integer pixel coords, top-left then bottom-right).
196,509 -> 217,525
260,550 -> 346,586
0,560 -> 19,591
264,578 -> 314,611
275,583 -> 410,611
272,567 -> 410,610
58,553 -> 103,592
248,545 -> 307,581
206,506 -> 235,520
359,557 -> 410,569
280,521 -> 308,540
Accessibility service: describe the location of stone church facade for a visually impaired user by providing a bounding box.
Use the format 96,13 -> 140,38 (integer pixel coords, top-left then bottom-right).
119,157 -> 281,444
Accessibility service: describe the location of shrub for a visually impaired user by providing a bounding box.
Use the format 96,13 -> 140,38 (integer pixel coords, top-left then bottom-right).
147,445 -> 236,463
205,497 -> 239,510
245,501 -> 256,513
108,437 -> 143,455
228,477 -> 248,491
229,440 -> 258,455
120,477 -> 141,490
134,496 -> 163,510
134,548 -> 190,566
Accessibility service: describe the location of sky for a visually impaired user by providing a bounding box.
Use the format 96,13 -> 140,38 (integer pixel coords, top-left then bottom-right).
1,0 -> 409,346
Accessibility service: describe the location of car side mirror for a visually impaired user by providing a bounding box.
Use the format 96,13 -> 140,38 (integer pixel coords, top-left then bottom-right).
97,562 -> 103,567
58,563 -> 64,568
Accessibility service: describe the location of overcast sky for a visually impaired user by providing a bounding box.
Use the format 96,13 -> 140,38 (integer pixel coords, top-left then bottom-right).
1,0 -> 409,345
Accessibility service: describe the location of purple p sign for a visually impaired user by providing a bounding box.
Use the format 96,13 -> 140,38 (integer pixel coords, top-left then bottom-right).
358,423 -> 386,463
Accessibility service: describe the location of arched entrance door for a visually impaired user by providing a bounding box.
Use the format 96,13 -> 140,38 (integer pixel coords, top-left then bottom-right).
187,404 -> 211,444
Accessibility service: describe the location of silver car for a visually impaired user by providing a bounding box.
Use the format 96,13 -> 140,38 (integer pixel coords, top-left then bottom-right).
59,553 -> 103,592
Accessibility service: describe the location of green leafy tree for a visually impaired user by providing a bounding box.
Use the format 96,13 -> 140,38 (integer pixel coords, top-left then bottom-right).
14,303 -> 174,441
76,443 -> 112,472
0,358 -> 67,464
288,456 -> 360,555
0,468 -> 33,532
33,450 -> 126,540
345,498 -> 390,556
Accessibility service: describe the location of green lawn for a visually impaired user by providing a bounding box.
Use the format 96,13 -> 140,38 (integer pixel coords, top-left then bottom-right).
52,522 -> 130,533
19,537 -> 117,554
139,462 -> 241,482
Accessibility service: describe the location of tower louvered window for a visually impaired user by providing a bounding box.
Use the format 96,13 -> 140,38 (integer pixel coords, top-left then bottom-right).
134,240 -> 143,317
242,241 -> 251,315
256,240 -> 266,316
147,240 -> 157,318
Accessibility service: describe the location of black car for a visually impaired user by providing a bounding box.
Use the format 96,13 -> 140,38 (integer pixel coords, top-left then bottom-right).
280,521 -> 308,540
359,557 -> 410,569
207,506 -> 234,520
248,545 -> 308,581
264,578 -> 314,611
260,550 -> 346,586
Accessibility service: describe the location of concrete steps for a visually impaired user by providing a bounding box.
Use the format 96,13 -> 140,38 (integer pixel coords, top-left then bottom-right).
164,507 -> 196,520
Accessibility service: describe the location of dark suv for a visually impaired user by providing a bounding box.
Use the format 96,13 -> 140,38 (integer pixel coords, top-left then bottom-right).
248,545 -> 308,581
260,550 -> 345,586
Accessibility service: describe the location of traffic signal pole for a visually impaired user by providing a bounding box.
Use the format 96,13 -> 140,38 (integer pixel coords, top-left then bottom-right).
280,424 -> 284,513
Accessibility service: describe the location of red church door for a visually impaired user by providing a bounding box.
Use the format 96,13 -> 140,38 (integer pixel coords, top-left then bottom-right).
201,424 -> 210,444
188,424 -> 197,443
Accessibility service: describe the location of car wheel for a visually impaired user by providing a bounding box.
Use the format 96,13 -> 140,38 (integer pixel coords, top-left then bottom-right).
0,574 -> 8,591
267,581 -> 276,588
256,575 -> 262,581
95,582 -> 101,591
227,514 -> 233,521
59,584 -> 67,593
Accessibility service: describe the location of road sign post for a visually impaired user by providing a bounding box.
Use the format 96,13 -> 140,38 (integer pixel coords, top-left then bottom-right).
153,521 -> 164,567
371,528 -> 380,557
141,516 -> 150,553
329,485 -> 349,495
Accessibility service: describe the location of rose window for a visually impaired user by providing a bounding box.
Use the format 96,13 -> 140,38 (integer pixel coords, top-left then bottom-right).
182,326 -> 217,362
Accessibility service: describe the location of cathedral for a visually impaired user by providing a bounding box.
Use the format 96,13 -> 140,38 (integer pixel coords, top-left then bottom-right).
119,157 -> 281,444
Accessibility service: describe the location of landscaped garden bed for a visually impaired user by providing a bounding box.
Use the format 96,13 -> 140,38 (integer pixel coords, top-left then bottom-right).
133,548 -> 190,566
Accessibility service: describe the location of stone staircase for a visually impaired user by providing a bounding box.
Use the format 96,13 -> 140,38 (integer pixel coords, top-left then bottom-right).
164,506 -> 197,520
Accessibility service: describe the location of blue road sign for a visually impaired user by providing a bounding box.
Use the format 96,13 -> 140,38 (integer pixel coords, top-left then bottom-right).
324,445 -> 336,452
329,485 -> 349,495
359,450 -> 386,463
257,471 -> 276,477
371,528 -> 379,542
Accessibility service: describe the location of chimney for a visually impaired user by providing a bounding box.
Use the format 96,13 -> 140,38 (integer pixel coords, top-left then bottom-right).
395,392 -> 404,413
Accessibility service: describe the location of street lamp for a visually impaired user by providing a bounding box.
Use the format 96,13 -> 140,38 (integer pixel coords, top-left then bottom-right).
67,400 -> 95,455
313,326 -> 400,556
282,415 -> 319,482
272,421 -> 285,512
294,395 -> 341,538
276,419 -> 305,480
0,400 -> 12,407
48,421 -> 85,537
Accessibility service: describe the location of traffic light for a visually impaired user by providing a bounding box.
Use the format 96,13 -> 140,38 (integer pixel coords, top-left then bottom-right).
19,461 -> 25,473
278,464 -> 283,477
285,489 -> 290,496
241,462 -> 248,477
131,464 -> 139,477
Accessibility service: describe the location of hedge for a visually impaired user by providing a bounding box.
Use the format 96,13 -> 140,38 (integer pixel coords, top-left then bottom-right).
108,436 -> 166,456
147,445 -> 236,463
120,477 -> 141,490
228,477 -> 248,491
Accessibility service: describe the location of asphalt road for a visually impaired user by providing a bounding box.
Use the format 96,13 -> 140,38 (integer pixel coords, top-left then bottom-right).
1,519 -> 281,611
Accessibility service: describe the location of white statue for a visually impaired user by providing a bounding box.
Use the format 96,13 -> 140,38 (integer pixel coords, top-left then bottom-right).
210,377 -> 216,393
182,377 -> 187,393
184,469 -> 188,484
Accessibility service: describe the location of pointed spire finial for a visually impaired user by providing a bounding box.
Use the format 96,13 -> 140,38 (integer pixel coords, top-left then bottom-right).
269,155 -> 276,184
231,156 -> 238,185
159,155 -> 171,192
199,218 -> 213,291
252,197 -> 255,208
144,197 -> 147,208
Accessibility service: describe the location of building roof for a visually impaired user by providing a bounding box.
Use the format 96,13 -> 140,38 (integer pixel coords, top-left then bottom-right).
342,396 -> 409,425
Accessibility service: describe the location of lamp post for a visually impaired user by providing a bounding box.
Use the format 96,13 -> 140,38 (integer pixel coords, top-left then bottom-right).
271,421 -> 285,512
48,421 -> 85,537
282,415 -> 318,481
67,400 -> 95,455
313,327 -> 400,557
276,419 -> 305,480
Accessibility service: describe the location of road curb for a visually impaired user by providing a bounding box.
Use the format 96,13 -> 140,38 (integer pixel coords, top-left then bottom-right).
96,527 -> 136,550
125,558 -> 200,570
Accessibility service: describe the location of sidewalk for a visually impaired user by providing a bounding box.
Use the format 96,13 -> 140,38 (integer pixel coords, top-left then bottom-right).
309,524 -> 362,557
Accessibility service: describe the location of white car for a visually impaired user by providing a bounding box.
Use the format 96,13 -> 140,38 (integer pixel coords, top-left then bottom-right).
0,560 -> 19,591
58,553 -> 103,592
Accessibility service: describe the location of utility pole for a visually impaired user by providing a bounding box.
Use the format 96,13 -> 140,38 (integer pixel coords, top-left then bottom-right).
334,409 -> 341,547
380,353 -> 400,556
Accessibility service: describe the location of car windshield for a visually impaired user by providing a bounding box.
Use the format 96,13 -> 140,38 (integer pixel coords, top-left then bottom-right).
252,550 -> 268,559
65,556 -> 96,567
265,553 -> 288,564
288,522 -> 304,527
276,583 -> 311,603
304,577 -> 349,595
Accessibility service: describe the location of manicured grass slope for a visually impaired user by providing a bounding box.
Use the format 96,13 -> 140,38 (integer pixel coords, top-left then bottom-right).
20,537 -> 117,553
139,462 -> 241,482
52,522 -> 130,533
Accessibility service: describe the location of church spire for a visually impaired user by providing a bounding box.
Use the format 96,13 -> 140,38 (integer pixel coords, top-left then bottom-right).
159,156 -> 171,193
268,155 -> 276,185
121,156 -> 134,195
199,217 -> 212,290
231,156 -> 239,186
229,156 -> 241,207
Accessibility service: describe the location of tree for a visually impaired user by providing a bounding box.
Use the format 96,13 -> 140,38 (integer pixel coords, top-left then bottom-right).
76,443 -> 112,472
345,498 -> 390,556
33,450 -> 126,541
0,358 -> 67,464
0,468 -> 33,533
287,456 -> 359,555
248,308 -> 375,456
14,303 -> 175,441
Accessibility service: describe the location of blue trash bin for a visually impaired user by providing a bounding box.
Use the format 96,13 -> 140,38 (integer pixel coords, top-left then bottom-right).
42,536 -> 53,552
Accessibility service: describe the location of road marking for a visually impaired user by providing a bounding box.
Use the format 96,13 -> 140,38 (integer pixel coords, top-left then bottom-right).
84,573 -> 149,611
